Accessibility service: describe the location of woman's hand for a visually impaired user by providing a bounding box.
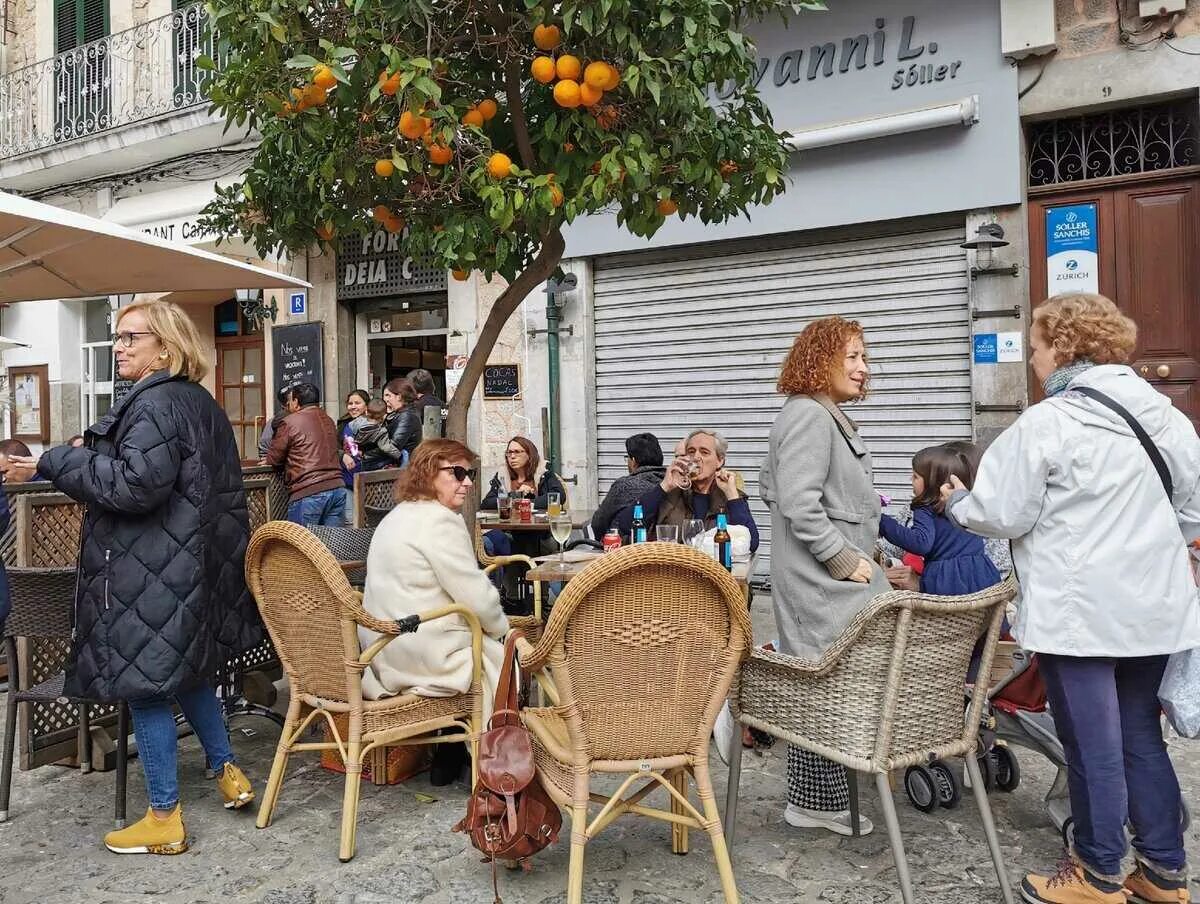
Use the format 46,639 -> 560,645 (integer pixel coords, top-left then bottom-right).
847,557 -> 873,583
885,564 -> 920,591
939,474 -> 967,509
714,469 -> 739,500
342,453 -> 356,471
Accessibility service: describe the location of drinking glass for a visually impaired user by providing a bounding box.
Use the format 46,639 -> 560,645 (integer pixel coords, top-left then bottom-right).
683,519 -> 705,547
497,491 -> 512,520
547,492 -> 562,518
550,514 -> 573,572
655,524 -> 680,543
675,455 -> 701,490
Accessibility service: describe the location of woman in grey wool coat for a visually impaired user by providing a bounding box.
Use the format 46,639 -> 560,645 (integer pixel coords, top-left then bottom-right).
759,316 -> 891,836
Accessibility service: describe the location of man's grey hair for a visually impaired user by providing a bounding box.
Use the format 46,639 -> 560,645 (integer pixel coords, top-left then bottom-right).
407,368 -> 435,395
685,429 -> 728,460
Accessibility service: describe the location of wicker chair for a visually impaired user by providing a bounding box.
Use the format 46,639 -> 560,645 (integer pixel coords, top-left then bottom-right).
244,521 -> 486,862
516,543 -> 752,904
0,567 -> 129,827
723,576 -> 1018,904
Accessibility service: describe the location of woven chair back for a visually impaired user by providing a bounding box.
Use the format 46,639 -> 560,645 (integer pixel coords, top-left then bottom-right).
245,521 -> 362,704
545,544 -> 751,761
4,568 -> 77,640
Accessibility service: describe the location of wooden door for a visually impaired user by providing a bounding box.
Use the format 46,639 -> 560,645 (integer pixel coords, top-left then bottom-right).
1029,173 -> 1200,425
215,338 -> 266,464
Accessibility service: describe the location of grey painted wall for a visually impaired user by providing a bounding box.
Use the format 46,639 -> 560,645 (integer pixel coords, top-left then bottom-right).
563,0 -> 1020,258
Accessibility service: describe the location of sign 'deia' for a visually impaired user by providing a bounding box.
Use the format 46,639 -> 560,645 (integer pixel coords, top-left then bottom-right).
714,15 -> 963,99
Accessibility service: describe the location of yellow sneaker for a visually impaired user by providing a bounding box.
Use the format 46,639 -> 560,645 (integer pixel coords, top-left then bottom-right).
104,806 -> 188,855
1125,863 -> 1190,903
216,763 -> 255,810
1021,857 -> 1126,904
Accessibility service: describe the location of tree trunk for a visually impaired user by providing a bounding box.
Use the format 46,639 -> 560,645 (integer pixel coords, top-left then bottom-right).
444,228 -> 566,443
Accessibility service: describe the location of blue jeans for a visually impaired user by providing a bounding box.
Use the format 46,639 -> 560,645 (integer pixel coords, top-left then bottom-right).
127,683 -> 235,811
287,487 -> 348,527
1040,653 -> 1186,879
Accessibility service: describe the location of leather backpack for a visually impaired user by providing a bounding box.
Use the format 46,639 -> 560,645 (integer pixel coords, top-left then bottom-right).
454,631 -> 561,896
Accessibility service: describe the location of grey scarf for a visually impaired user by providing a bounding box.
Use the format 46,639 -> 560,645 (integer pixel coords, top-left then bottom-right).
1043,359 -> 1095,397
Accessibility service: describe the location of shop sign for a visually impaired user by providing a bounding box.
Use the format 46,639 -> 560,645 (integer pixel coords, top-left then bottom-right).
272,321 -> 324,398
714,15 -> 963,99
140,217 -> 218,244
445,354 -> 468,397
483,364 -> 521,400
1045,204 -> 1099,296
973,332 -> 1023,365
337,229 -> 447,301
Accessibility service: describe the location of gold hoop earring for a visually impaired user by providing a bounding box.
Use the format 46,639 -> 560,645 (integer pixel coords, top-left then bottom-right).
158,351 -> 169,360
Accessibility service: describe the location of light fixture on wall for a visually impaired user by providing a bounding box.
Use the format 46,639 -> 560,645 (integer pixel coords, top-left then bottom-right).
236,288 -> 278,327
960,223 -> 1019,280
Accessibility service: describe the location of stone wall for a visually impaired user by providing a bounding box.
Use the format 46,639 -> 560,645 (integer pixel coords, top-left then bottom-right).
4,0 -> 39,71
1054,0 -> 1200,58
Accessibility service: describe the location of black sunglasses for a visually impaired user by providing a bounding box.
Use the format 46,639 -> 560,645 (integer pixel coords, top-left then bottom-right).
440,465 -> 477,482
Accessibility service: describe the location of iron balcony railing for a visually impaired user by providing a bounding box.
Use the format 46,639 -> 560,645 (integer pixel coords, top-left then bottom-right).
0,2 -> 223,159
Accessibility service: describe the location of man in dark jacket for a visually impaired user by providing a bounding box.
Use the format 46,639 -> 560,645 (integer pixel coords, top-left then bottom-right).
267,382 -> 348,526
590,432 -> 666,538
407,367 -> 445,438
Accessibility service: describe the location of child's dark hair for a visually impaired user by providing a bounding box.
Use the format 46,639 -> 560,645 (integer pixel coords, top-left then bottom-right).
366,399 -> 388,420
941,440 -> 982,486
911,443 -> 977,512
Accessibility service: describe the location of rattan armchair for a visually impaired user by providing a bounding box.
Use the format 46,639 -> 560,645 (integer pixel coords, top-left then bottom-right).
515,543 -> 752,904
724,576 -> 1018,904
244,521 -> 485,862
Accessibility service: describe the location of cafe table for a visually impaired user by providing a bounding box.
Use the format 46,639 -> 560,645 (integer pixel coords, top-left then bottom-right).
525,547 -> 755,597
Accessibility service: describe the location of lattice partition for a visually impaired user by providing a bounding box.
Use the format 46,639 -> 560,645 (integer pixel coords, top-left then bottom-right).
352,469 -> 399,527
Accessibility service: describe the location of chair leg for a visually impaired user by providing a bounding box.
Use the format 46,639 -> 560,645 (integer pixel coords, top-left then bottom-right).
847,768 -> 861,837
696,761 -> 740,904
115,702 -> 129,829
965,753 -> 1015,904
256,715 -> 297,830
723,724 -> 745,846
566,799 -> 588,904
0,694 -> 18,821
670,768 -> 689,855
338,744 -> 364,862
875,771 -> 915,904
78,703 -> 91,774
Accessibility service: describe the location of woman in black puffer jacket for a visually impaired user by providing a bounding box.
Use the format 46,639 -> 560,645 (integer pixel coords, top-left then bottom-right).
382,376 -> 422,463
17,300 -> 262,856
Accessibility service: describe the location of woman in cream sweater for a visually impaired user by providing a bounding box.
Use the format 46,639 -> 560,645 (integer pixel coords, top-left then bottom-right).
359,438 -> 509,784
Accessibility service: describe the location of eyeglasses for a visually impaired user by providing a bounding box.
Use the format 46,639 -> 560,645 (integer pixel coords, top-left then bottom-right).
440,466 -> 477,482
112,331 -> 156,348
505,449 -> 525,457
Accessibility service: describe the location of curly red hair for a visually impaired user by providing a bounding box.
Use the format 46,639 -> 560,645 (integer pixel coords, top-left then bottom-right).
1033,293 -> 1137,366
394,439 -> 478,503
777,317 -> 869,398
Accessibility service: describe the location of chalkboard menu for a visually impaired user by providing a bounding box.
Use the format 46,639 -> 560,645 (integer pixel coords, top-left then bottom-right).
483,363 -> 521,400
272,322 -> 324,399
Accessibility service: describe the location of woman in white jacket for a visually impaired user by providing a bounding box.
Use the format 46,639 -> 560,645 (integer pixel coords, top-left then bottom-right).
359,438 -> 509,786
943,294 -> 1200,904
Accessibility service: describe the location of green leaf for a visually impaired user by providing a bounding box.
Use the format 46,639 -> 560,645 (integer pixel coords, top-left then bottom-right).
765,167 -> 779,185
285,54 -> 320,70
194,54 -> 216,71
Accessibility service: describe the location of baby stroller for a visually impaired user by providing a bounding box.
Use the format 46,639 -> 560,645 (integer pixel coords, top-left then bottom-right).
902,643 -> 1193,847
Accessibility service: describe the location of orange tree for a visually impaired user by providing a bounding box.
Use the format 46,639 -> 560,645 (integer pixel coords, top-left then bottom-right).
200,0 -> 821,440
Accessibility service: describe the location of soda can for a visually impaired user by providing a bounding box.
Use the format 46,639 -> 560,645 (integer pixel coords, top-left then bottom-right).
517,498 -> 533,523
603,529 -> 622,553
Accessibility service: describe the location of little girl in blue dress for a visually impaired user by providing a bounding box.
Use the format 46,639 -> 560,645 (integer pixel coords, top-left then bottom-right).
880,443 -> 1000,596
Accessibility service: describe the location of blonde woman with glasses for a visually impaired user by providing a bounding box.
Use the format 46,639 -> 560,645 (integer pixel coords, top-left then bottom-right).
11,300 -> 261,855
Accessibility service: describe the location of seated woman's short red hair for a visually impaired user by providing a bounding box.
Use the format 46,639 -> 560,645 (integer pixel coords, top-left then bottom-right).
395,439 -> 478,503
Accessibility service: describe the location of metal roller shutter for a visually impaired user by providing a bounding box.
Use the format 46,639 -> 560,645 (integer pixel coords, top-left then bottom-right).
592,217 -> 973,579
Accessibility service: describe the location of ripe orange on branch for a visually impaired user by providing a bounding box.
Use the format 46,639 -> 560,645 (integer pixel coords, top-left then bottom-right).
531,56 -> 556,84
579,82 -> 603,107
378,69 -> 402,95
477,99 -> 499,121
555,55 -> 582,81
452,268 -> 471,281
600,63 -> 621,91
383,215 -> 405,234
373,205 -> 393,222
553,80 -> 582,108
313,65 -> 337,90
487,152 -> 513,179
374,159 -> 394,178
316,222 -> 335,241
399,110 -> 432,139
302,84 -> 327,106
656,198 -> 678,216
549,184 -> 564,207
533,24 -> 560,50
428,143 -> 454,165
583,62 -> 610,90
462,108 -> 485,128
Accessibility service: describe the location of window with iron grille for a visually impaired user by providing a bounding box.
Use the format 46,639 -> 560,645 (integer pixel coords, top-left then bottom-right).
1027,99 -> 1199,187
53,0 -> 110,142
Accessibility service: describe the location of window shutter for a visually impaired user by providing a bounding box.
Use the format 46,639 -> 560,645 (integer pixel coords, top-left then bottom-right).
81,0 -> 107,45
54,0 -> 107,52
54,0 -> 77,53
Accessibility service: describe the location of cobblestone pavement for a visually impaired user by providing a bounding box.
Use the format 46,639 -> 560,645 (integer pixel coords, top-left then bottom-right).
2,598 -> 1197,904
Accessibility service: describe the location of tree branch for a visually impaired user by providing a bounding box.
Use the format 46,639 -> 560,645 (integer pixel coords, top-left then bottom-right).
504,59 -> 537,170
445,227 -> 566,440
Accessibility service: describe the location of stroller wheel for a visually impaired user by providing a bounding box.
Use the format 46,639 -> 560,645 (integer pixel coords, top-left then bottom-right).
990,744 -> 1020,793
1061,816 -> 1076,850
929,760 -> 961,809
904,765 -> 939,813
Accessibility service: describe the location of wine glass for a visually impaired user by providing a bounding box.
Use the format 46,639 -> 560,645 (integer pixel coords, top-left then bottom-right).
683,519 -> 705,547
675,455 -> 695,490
550,513 -> 573,572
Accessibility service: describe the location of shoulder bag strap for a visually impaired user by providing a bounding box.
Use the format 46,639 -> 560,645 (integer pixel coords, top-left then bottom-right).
489,630 -> 525,728
1071,386 -> 1173,499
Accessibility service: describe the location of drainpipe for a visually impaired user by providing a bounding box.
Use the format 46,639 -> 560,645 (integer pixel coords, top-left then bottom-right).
530,273 -> 577,477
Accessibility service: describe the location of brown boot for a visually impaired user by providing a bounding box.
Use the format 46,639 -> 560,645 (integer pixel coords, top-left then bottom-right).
1124,862 -> 1190,904
1020,857 -> 1126,904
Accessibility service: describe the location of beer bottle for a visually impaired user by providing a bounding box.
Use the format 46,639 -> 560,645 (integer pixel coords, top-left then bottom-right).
631,502 -> 648,545
714,512 -> 732,571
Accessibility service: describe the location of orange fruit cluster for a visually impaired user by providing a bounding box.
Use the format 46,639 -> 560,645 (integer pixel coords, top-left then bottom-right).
372,205 -> 406,234
529,26 -> 620,111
